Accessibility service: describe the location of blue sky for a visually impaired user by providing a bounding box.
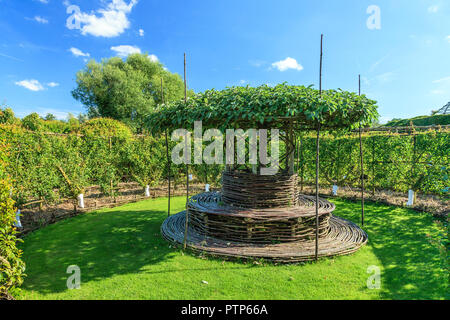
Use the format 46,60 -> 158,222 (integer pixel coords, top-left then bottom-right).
0,0 -> 449,123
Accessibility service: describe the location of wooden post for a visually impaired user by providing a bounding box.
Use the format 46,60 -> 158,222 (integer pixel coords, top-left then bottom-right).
315,34 -> 323,261
371,136 -> 376,195
109,136 -> 113,199
162,78 -> 171,217
358,74 -> 365,226
183,52 -> 190,250
319,34 -> 323,96
296,135 -> 300,174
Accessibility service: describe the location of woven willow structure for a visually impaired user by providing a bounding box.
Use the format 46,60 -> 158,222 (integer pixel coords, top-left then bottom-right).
150,82 -> 377,263
161,170 -> 368,262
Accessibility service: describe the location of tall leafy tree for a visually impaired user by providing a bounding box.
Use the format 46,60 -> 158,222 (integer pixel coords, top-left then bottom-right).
44,113 -> 56,121
72,53 -> 190,132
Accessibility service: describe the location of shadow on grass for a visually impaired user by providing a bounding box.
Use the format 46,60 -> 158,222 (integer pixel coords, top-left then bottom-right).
20,207 -> 176,295
20,197 -> 447,299
20,203 -> 254,296
334,199 -> 447,300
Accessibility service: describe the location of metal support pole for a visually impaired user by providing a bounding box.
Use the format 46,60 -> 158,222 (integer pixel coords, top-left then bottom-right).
315,124 -> 321,261
161,78 -> 171,217
358,75 -> 365,226
183,52 -> 190,250
315,34 -> 323,261
359,125 -> 365,226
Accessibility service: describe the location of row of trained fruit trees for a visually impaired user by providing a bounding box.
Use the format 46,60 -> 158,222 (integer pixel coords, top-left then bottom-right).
0,118 -> 448,212
0,119 -> 224,211
299,129 -> 449,197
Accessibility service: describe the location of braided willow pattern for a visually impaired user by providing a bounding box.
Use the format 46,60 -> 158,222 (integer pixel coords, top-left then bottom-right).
161,171 -> 368,262
222,171 -> 299,208
189,193 -> 333,243
161,212 -> 368,262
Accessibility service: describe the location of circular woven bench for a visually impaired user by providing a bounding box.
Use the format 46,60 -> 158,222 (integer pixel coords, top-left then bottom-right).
161,172 -> 368,263
161,210 -> 368,263
187,192 -> 334,243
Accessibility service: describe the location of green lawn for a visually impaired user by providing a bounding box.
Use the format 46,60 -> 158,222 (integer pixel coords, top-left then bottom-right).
15,196 -> 447,300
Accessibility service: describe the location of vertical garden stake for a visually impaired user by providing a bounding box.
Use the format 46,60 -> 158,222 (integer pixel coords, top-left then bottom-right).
358,74 -> 365,226
162,78 -> 171,217
315,34 -> 323,261
315,124 -> 321,261
183,52 -> 190,250
299,135 -> 304,192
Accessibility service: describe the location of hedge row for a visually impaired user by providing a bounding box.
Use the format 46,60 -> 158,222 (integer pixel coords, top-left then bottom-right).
384,114 -> 450,127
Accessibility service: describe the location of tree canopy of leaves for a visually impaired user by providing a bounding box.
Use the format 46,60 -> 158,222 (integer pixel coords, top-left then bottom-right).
44,113 -> 56,121
72,53 -> 190,132
21,113 -> 43,132
146,83 -> 379,133
0,107 -> 19,126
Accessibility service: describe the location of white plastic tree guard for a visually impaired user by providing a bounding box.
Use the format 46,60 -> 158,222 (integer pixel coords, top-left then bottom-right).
145,185 -> 151,197
205,184 -> 210,192
332,185 -> 338,196
406,189 -> 415,206
14,209 -> 22,228
77,194 -> 85,209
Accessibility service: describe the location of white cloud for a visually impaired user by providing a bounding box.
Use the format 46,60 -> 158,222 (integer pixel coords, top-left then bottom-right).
38,0 -> 49,4
431,89 -> 445,95
15,79 -> 60,91
432,76 -> 450,84
111,45 -> 141,57
446,35 -> 450,43
15,79 -> 45,91
271,57 -> 303,71
148,54 -> 158,62
69,47 -> 90,57
34,16 -> 48,24
67,0 -> 138,38
428,5 -> 439,13
139,29 -> 144,37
